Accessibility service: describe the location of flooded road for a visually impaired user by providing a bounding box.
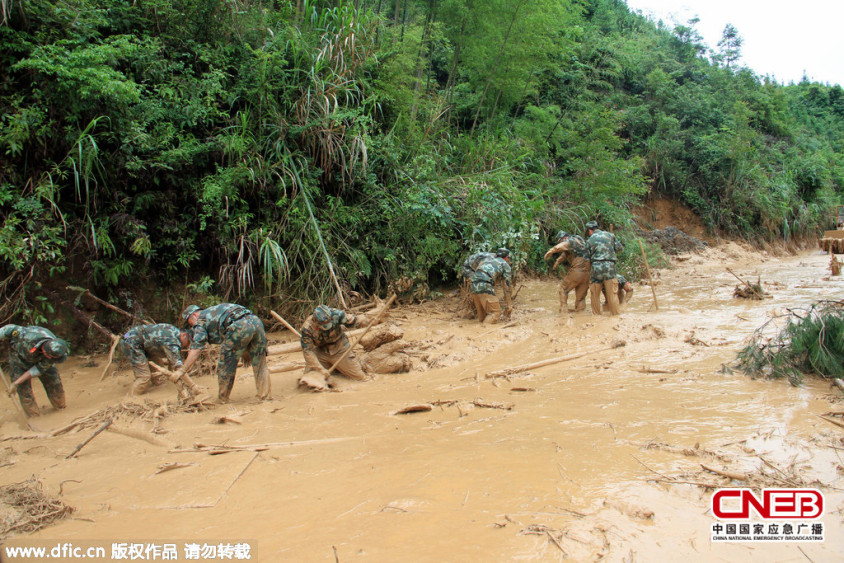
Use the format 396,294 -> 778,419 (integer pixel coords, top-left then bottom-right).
2,242 -> 842,561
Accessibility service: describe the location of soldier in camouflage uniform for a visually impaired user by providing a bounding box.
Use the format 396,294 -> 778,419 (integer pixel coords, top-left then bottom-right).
300,305 -> 368,387
470,248 -> 513,324
544,230 -> 591,313
584,221 -> 624,316
458,249 -> 503,318
0,324 -> 68,417
600,274 -> 634,309
119,323 -> 190,395
178,303 -> 270,402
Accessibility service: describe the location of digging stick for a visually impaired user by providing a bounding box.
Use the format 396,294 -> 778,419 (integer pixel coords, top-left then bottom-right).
638,240 -> 659,311
725,268 -> 763,299
68,286 -> 153,325
0,365 -> 39,431
328,294 -> 398,374
270,310 -> 301,338
98,335 -> 122,381
65,418 -> 112,459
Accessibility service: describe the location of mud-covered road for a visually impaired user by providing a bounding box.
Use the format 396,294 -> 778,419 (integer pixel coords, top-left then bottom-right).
2,242 -> 842,561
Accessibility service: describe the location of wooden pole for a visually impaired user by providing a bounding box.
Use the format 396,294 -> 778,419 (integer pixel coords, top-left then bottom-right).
328,294 -> 397,373
65,418 -> 112,459
0,365 -> 39,431
725,267 -> 763,299
270,310 -> 301,338
98,335 -> 122,381
149,360 -> 201,392
68,286 -> 154,325
484,346 -> 615,379
638,240 -> 659,311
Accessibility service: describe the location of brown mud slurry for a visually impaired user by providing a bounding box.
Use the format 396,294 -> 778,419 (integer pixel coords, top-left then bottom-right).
2,243 -> 843,561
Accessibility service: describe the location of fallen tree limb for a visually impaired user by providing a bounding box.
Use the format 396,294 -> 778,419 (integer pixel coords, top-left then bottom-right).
726,267 -> 764,300
98,335 -> 122,381
65,419 -> 112,459
268,361 -> 306,374
484,346 -> 615,379
68,286 -> 154,325
170,437 -> 358,454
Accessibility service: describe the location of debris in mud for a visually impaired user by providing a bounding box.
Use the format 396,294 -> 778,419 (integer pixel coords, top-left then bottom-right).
636,226 -> 707,255
736,300 -> 844,385
362,340 -> 413,374
430,398 -> 514,411
0,477 -> 74,539
733,283 -> 768,299
391,404 -> 433,415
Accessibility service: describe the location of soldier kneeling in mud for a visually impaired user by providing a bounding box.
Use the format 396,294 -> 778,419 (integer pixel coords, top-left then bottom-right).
119,323 -> 193,396
178,303 -> 271,403
470,248 -> 513,324
299,305 -> 370,390
0,324 -> 69,417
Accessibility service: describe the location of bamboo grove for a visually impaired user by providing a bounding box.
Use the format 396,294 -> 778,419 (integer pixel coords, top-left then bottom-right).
0,0 -> 842,333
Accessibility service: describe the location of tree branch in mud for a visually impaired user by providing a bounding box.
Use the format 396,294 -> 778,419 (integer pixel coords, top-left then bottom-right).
736,300 -> 844,385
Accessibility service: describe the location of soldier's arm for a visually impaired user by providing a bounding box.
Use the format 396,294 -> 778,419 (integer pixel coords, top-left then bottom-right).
552,253 -> 567,270
543,241 -> 569,260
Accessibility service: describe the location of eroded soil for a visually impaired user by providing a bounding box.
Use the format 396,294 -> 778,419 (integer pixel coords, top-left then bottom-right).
1,242 -> 843,561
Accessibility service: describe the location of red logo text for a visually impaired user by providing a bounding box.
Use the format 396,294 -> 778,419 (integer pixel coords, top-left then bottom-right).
712,489 -> 824,519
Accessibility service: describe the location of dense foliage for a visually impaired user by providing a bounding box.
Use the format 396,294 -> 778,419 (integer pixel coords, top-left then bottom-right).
0,0 -> 841,330
737,301 -> 844,385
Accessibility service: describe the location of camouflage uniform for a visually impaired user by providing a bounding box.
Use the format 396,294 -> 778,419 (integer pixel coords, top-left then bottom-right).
0,325 -> 67,417
600,275 -> 634,308
189,304 -> 270,401
470,257 -> 512,324
585,229 -> 624,316
459,251 -> 497,318
300,307 -> 367,382
544,235 -> 590,313
120,323 -> 183,395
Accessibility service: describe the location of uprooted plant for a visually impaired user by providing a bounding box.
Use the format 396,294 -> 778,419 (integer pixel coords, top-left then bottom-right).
736,300 -> 844,385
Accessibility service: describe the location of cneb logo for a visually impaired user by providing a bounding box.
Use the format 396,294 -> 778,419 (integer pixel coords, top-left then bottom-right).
712,488 -> 824,519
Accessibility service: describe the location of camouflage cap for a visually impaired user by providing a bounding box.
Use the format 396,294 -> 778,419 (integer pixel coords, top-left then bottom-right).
495,247 -> 510,258
555,230 -> 569,242
314,305 -> 333,326
43,339 -> 69,362
585,220 -> 599,230
181,305 -> 200,325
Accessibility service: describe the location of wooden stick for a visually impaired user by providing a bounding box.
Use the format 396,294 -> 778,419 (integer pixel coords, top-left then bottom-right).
700,463 -> 747,481
148,360 -> 201,392
46,289 -> 114,341
107,424 -> 173,448
328,294 -> 397,373
638,240 -> 659,311
0,365 -> 39,432
68,286 -> 153,325
65,418 -> 112,459
726,268 -> 763,299
270,310 -> 301,338
485,346 -> 615,378
98,335 -> 122,381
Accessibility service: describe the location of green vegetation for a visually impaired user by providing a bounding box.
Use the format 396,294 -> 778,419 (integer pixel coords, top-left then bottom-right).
0,0 -> 842,329
737,301 -> 844,385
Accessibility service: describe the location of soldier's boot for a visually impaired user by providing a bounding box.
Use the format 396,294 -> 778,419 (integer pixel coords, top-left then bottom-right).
131,363 -> 153,396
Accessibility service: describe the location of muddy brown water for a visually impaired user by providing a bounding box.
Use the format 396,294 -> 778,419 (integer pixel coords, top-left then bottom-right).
2,243 -> 843,561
